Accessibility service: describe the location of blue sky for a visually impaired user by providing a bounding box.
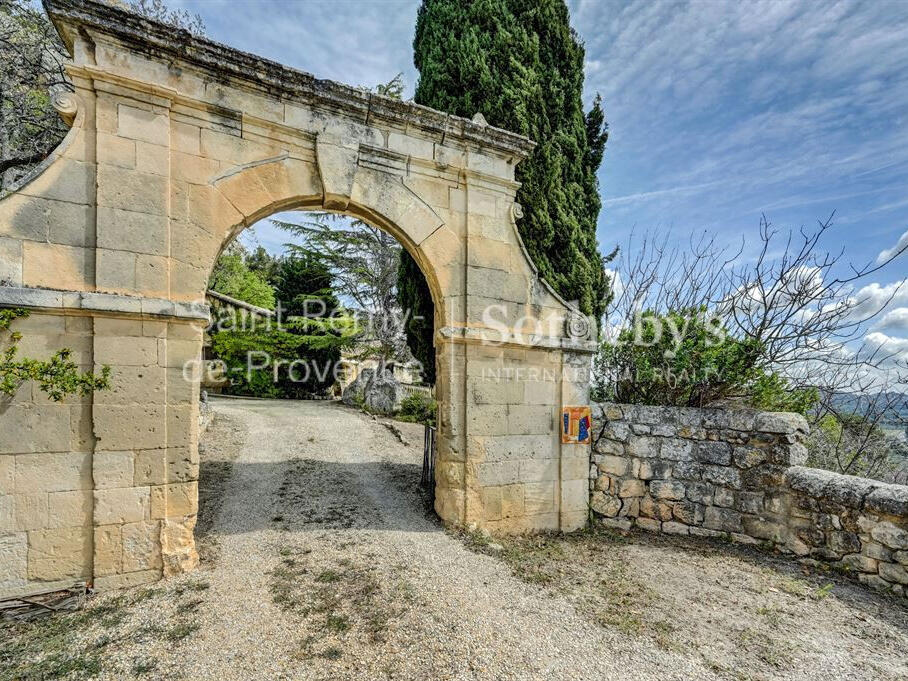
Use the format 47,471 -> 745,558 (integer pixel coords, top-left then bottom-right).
173,0 -> 908,354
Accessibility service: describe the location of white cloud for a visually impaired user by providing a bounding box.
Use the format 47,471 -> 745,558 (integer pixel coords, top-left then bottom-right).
877,228 -> 908,263
872,307 -> 908,335
863,331 -> 908,361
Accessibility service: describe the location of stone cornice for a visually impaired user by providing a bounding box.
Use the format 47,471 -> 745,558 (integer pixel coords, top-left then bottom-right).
0,286 -> 210,322
43,0 -> 536,161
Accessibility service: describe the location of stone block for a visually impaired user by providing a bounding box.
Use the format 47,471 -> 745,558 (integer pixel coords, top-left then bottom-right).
94,486 -> 150,525
97,207 -> 168,256
590,491 -> 620,517
638,460 -> 671,480
0,495 -> 13,533
117,104 -> 169,145
672,501 -> 704,525
518,458 -> 558,483
94,524 -> 122,576
94,336 -> 159,366
15,494 -> 47,531
702,465 -> 741,490
97,166 -> 168,214
166,447 -> 199,483
640,495 -> 673,521
92,451 -> 135,489
523,481 -> 556,514
713,486 -> 736,508
865,484 -> 908,517
500,484 -> 525,518
650,480 -> 686,501
879,562 -> 908,585
627,436 -> 661,458
46,490 -> 92,529
478,461 -> 519,487
134,449 -> 167,486
738,491 -> 765,515
481,486 -> 502,521
636,517 -> 661,533
618,479 -> 646,498
165,482 -> 198,517
93,405 -> 166,451
160,517 -> 198,576
704,507 -> 743,533
662,521 -> 689,535
594,438 -> 625,456
15,452 -> 90,492
660,439 -> 694,461
0,533 -> 28,590
685,482 -> 713,504
507,405 -> 553,436
696,441 -> 731,465
0,404 -> 72,456
741,515 -> 786,542
560,479 -> 588,512
863,541 -> 893,562
841,553 -> 878,573
27,527 -> 90,581
597,455 -> 628,477
561,455 -> 589,481
870,521 -> 908,550
754,411 -> 808,435
121,521 -> 162,572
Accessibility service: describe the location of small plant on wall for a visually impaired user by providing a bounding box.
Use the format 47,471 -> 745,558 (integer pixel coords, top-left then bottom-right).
0,307 -> 111,401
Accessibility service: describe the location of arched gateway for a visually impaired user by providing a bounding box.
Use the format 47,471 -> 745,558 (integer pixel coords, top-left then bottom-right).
0,0 -> 595,596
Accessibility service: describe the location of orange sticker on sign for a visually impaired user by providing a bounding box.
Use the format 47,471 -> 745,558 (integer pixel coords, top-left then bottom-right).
562,406 -> 592,444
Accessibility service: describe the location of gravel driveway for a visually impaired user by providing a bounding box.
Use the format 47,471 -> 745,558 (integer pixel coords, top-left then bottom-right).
3,397 -> 905,681
179,398 -> 718,681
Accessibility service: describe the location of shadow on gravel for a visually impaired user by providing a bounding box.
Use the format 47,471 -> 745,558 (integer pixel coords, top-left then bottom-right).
197,458 -> 440,536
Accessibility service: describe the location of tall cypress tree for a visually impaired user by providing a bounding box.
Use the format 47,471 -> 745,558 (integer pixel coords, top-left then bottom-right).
398,0 -> 611,382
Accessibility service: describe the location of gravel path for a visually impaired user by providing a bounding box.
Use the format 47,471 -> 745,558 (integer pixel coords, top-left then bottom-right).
5,398 -> 903,680
177,398 -> 718,681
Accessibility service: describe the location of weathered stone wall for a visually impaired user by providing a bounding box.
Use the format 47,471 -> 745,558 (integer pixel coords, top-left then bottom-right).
590,403 -> 908,598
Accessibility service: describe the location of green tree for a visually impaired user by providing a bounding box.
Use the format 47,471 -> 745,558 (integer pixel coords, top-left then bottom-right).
274,252 -> 338,318
209,244 -> 276,310
397,251 -> 435,384
593,308 -> 818,413
245,245 -> 282,287
398,0 -> 613,381
211,255 -> 354,398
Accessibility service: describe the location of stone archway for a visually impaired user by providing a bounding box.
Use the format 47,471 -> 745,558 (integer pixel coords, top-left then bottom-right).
0,0 -> 595,596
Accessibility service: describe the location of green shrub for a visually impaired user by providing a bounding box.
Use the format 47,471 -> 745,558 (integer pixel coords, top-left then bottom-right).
593,308 -> 816,414
1,308 -> 111,401
396,391 -> 437,426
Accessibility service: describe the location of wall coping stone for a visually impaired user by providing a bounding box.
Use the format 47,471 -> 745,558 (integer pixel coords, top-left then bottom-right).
0,285 -> 210,321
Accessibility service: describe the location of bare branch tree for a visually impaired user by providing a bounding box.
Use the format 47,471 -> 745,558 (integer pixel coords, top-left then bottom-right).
0,0 -> 204,190
601,213 -> 908,481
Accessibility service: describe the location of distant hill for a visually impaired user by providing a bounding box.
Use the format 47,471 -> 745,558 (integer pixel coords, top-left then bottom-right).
828,391 -> 908,429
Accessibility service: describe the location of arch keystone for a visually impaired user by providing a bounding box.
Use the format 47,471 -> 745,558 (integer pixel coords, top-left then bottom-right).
316,135 -> 360,210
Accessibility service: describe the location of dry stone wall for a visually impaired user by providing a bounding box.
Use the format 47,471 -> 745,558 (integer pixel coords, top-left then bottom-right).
590,403 -> 908,598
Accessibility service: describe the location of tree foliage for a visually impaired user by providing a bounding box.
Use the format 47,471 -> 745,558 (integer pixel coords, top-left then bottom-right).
399,0 -> 612,381
210,252 -> 355,398
594,308 -> 818,413
209,244 -> 276,310
275,215 -> 412,366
